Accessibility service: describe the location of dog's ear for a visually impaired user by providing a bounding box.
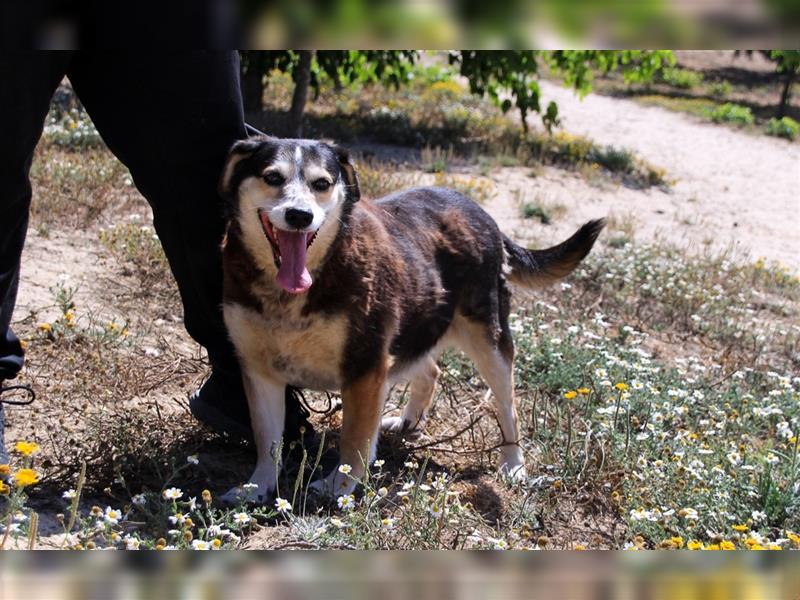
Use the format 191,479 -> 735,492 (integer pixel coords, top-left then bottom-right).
218,136 -> 269,200
333,145 -> 360,203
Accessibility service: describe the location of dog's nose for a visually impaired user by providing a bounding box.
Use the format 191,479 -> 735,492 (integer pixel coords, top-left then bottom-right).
284,207 -> 314,229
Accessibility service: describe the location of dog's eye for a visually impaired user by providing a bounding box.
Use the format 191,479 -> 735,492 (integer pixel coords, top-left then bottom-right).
311,178 -> 332,192
263,172 -> 285,186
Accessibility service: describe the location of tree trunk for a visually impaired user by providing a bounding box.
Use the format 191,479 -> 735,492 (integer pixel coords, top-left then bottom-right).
777,69 -> 795,119
241,63 -> 264,115
288,50 -> 314,137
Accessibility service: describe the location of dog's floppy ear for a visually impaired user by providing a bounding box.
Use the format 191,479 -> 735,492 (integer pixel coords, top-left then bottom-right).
218,136 -> 268,200
334,145 -> 360,203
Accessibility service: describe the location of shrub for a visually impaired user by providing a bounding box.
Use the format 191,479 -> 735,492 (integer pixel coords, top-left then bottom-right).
765,117 -> 799,140
520,202 -> 551,224
709,81 -> 733,98
709,103 -> 754,126
589,145 -> 635,173
661,68 -> 703,89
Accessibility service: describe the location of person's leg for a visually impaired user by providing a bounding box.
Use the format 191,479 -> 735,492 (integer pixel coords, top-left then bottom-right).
0,51 -> 71,464
67,51 -> 246,372
65,52 -> 311,443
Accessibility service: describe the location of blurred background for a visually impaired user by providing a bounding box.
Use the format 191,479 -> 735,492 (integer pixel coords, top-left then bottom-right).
1,551 -> 800,598
1,0 -> 799,49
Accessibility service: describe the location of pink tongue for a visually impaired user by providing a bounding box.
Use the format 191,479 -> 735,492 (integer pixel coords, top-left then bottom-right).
275,229 -> 312,294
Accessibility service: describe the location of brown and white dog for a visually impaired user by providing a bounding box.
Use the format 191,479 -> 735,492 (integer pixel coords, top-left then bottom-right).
218,136 -> 604,502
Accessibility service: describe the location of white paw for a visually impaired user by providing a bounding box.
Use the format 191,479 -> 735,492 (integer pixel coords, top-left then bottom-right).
309,467 -> 358,497
381,415 -> 407,432
219,483 -> 269,506
381,415 -> 424,438
499,461 -> 528,484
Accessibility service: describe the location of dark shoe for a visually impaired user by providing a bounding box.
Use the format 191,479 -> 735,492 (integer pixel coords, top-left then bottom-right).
0,380 -> 35,466
189,372 -> 253,442
189,373 -> 315,447
0,404 -> 7,466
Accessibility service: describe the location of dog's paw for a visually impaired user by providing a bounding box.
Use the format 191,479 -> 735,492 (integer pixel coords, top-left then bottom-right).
219,483 -> 270,506
308,478 -> 330,497
381,415 -> 408,433
309,468 -> 358,498
498,461 -> 528,485
381,416 -> 424,439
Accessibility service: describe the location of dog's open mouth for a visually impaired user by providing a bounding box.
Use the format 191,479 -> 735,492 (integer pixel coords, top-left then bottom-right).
258,210 -> 318,294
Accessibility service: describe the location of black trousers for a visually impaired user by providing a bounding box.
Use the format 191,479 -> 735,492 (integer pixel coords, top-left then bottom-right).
0,51 -> 246,381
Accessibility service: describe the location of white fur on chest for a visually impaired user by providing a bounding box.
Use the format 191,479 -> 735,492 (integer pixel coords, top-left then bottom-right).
224,301 -> 347,391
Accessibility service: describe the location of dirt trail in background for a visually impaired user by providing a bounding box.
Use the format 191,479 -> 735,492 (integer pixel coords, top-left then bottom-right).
521,81 -> 800,269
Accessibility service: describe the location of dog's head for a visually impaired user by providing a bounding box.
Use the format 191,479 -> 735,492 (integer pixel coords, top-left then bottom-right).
219,136 -> 360,294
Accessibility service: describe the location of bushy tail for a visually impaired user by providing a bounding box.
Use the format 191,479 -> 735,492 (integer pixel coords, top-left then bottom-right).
503,219 -> 605,288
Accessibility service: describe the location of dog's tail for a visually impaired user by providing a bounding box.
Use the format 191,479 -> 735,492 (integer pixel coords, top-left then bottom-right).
503,219 -> 605,289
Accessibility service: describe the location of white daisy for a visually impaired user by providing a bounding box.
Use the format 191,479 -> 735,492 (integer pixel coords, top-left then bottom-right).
163,487 -> 183,500
337,494 -> 355,511
233,512 -> 251,525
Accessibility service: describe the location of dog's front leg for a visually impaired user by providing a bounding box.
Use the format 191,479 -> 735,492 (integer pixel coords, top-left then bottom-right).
221,368 -> 285,505
314,360 -> 388,497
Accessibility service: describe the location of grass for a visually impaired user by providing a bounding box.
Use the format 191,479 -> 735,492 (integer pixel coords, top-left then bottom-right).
6,227 -> 798,549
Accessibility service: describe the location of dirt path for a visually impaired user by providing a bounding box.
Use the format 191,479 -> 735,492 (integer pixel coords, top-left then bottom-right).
518,80 -> 800,270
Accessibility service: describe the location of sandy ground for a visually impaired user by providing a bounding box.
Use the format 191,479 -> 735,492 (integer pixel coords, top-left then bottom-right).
505,80 -> 800,269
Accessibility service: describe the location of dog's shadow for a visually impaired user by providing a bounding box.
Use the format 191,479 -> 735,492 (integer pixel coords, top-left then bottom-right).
99,419 -> 507,527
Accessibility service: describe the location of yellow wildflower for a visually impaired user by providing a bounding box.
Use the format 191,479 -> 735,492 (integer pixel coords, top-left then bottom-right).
614,382 -> 629,391
0,481 -> 9,495
0,464 -> 10,476
732,524 -> 749,532
720,540 -> 735,550
577,387 -> 591,395
563,391 -> 578,400
14,441 -> 40,456
574,544 -> 586,550
703,543 -> 720,550
37,322 -> 52,332
13,468 -> 39,487
788,532 -> 800,547
671,536 -> 684,549
202,489 -> 212,503
687,540 -> 703,550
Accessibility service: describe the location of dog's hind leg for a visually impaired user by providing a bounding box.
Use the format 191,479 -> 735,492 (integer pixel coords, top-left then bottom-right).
221,368 -> 285,505
312,359 -> 388,496
452,315 -> 527,482
382,355 -> 441,435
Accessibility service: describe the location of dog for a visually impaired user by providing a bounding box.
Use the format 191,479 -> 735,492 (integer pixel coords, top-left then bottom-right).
218,135 -> 604,503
